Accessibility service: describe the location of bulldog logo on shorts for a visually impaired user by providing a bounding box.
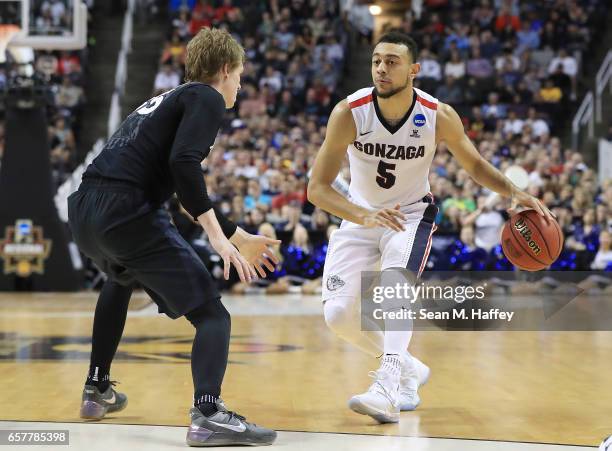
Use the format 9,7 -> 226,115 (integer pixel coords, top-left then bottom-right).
326,274 -> 345,291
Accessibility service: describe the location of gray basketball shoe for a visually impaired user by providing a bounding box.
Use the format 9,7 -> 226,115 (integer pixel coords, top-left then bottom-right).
186,400 -> 277,447
79,382 -> 128,420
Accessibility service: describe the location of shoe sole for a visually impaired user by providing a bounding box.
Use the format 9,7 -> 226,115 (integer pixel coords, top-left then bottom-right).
80,399 -> 128,420
186,430 -> 276,447
186,437 -> 275,447
399,395 -> 420,411
399,360 -> 430,411
348,398 -> 399,423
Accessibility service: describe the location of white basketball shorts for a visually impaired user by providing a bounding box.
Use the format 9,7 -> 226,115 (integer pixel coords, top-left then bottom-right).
322,198 -> 438,302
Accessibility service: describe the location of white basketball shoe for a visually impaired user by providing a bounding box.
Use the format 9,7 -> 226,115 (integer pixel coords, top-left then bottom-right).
348,369 -> 400,423
399,353 -> 431,411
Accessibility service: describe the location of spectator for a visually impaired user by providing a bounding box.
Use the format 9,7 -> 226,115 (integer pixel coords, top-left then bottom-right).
548,49 -> 577,99
515,21 -> 540,55
502,110 -> 524,137
238,84 -> 266,118
272,178 -> 304,210
495,48 -> 520,72
35,51 -> 59,81
58,51 -> 82,76
591,231 -> 612,270
435,76 -> 463,104
244,179 -> 272,212
160,32 -> 186,65
41,0 -> 67,27
539,79 -> 562,104
548,48 -> 577,79
55,76 -> 84,116
417,48 -> 442,90
523,108 -> 550,138
275,21 -> 295,51
153,63 -> 181,94
472,0 -> 495,29
189,0 -> 214,34
481,92 -> 507,119
461,195 -> 505,252
466,46 -> 494,79
494,5 -> 520,33
259,66 -> 283,93
479,30 -> 501,59
444,50 -> 466,79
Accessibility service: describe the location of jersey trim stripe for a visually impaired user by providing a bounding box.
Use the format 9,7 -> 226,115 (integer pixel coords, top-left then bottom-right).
405,204 -> 438,278
349,94 -> 373,109
417,224 -> 437,278
416,96 -> 438,110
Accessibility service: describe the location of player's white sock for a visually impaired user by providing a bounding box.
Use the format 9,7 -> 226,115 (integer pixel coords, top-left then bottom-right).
383,329 -> 413,355
380,353 -> 402,378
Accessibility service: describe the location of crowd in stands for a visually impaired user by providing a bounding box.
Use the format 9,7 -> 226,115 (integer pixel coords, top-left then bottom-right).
36,50 -> 87,186
398,0 -> 610,272
0,1 -> 90,188
161,0 -> 348,290
158,0 -> 611,293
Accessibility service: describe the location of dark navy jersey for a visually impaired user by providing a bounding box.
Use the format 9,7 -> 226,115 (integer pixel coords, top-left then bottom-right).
83,82 -> 236,236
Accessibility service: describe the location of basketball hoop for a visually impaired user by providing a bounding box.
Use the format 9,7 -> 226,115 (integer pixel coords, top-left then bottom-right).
0,24 -> 22,64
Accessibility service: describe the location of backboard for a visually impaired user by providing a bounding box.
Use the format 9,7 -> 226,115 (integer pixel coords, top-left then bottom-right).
0,0 -> 87,50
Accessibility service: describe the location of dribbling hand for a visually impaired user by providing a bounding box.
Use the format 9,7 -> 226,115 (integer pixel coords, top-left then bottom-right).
508,189 -> 556,223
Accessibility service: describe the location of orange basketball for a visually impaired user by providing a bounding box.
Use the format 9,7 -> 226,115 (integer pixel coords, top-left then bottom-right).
501,210 -> 564,271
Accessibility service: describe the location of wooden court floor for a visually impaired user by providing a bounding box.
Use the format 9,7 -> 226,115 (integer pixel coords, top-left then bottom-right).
0,292 -> 610,447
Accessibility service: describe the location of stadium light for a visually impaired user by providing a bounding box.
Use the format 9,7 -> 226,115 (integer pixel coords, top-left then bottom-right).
369,4 -> 382,15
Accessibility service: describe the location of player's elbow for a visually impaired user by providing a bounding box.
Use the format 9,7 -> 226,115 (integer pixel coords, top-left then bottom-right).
307,181 -> 324,206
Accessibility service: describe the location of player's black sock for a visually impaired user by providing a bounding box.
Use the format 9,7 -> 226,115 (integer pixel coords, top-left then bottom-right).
195,395 -> 220,417
85,281 -> 132,393
86,371 -> 111,393
186,297 -> 231,414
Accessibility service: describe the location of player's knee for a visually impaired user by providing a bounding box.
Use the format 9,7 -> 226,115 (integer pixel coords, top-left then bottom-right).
323,298 -> 354,334
185,296 -> 231,330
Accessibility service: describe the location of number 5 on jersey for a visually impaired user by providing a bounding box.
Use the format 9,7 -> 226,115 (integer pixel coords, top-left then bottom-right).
376,161 -> 396,189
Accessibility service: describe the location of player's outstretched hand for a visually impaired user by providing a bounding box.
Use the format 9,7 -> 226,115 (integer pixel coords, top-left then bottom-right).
235,234 -> 281,278
209,236 -> 257,283
363,203 -> 406,231
508,189 -> 556,223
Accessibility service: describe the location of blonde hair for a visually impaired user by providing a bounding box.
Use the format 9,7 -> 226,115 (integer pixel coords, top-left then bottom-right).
185,27 -> 245,83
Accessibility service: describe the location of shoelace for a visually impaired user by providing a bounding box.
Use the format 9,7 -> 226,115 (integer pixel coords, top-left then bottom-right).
225,410 -> 257,426
366,370 -> 396,403
226,411 -> 246,422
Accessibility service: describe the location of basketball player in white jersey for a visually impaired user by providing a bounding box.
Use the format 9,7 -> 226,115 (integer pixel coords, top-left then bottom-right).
307,31 -> 553,423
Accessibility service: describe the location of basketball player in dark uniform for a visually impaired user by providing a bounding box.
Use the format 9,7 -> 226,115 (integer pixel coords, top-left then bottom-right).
68,28 -> 278,446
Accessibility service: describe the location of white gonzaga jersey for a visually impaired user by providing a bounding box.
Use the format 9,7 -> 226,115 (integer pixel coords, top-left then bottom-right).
346,86 -> 438,209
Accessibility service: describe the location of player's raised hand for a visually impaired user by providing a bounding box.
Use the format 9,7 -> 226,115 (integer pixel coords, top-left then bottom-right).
235,234 -> 281,278
209,235 -> 256,283
363,203 -> 406,231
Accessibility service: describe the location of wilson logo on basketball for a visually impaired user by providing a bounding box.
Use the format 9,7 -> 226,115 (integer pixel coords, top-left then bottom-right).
513,218 -> 542,255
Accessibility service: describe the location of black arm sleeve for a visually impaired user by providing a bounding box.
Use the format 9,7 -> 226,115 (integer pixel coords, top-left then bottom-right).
213,205 -> 238,239
168,85 -> 236,238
